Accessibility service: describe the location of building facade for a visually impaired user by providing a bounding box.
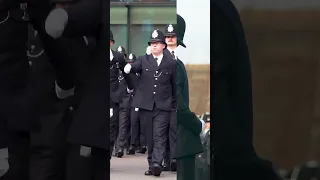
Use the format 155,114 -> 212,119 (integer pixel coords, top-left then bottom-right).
110,0 -> 176,55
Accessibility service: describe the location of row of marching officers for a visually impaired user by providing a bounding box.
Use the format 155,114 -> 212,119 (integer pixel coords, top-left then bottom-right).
0,0 -> 130,180
0,1 -> 206,180
111,22 -> 206,178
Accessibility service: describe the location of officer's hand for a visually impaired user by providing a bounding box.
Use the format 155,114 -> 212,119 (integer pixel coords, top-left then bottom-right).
110,108 -> 113,118
127,88 -> 134,94
45,8 -> 68,39
199,119 -> 206,135
80,146 -> 91,157
146,46 -> 151,55
0,148 -> 9,177
124,64 -> 131,74
55,81 -> 75,99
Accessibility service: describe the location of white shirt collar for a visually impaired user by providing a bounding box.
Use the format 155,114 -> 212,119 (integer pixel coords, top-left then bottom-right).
152,53 -> 163,61
110,49 -> 113,61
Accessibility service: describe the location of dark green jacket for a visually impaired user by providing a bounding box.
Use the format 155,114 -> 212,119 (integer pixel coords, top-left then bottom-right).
176,59 -> 203,158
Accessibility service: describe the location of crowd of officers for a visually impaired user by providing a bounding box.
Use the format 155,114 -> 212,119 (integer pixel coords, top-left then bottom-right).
0,0 -> 206,179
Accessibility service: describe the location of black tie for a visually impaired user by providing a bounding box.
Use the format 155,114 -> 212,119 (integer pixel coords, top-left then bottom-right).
171,51 -> 175,59
154,57 -> 158,65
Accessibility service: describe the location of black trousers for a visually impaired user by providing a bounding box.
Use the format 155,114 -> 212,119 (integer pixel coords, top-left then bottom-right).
29,101 -> 73,180
140,107 -> 170,168
164,111 -> 177,164
177,155 -> 196,180
65,144 -> 109,180
116,107 -> 130,150
0,131 -> 30,180
130,108 -> 146,148
110,102 -> 119,157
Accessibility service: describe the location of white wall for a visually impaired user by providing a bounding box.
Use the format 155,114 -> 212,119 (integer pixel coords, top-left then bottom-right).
177,0 -> 210,64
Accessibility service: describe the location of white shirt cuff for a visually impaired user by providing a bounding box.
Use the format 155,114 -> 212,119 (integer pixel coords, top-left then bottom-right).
0,148 -> 8,159
55,81 -> 75,99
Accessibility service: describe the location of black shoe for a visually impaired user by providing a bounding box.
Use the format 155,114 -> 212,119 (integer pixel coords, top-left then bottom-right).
127,147 -> 135,155
163,163 -> 170,171
137,146 -> 147,154
116,149 -> 124,158
152,163 -> 162,176
170,159 -> 177,172
144,169 -> 153,176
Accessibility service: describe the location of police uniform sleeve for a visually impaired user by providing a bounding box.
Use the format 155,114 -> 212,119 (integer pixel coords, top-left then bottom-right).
176,63 -> 202,135
130,56 -> 143,73
61,0 -> 101,37
116,53 -> 134,90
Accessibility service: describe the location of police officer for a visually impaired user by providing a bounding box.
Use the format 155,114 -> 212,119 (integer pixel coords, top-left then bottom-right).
126,53 -> 147,155
44,1 -> 133,180
162,23 -> 183,172
115,46 -> 133,157
0,1 -> 51,179
124,29 -> 177,176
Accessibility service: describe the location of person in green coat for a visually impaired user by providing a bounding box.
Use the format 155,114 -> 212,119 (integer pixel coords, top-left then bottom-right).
173,14 -> 206,180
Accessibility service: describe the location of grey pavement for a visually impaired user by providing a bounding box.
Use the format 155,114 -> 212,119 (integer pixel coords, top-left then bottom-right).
110,153 -> 177,180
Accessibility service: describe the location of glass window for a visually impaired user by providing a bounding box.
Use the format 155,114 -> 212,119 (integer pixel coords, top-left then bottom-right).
110,25 -> 128,52
110,7 -> 128,51
128,6 -> 176,55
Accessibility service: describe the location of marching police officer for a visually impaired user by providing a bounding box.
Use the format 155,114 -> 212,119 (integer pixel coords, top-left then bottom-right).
0,1 -> 52,179
115,46 -> 134,157
44,1 -> 135,179
124,29 -> 177,176
162,23 -> 183,172
127,53 -> 147,155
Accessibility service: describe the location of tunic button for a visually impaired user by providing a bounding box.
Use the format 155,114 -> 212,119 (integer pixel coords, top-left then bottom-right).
154,85 -> 157,87
155,78 -> 158,80
156,71 -> 158,73
153,92 -> 156,94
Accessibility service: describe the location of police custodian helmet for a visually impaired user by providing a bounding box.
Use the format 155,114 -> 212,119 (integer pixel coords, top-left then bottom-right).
116,46 -> 126,57
164,14 -> 187,48
148,29 -> 167,48
110,29 -> 115,43
127,53 -> 137,63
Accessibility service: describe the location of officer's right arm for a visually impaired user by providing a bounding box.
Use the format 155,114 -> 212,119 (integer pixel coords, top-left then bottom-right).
130,56 -> 143,73
176,64 -> 202,135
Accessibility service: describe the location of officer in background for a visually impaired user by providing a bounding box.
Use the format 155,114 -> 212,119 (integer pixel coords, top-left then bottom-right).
167,14 -> 206,180
124,29 -> 177,177
162,23 -> 184,172
115,46 -> 131,157
127,53 -> 147,155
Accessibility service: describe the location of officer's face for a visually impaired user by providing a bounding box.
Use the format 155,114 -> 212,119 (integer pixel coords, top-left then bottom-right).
150,42 -> 165,55
165,36 -> 177,46
110,40 -> 114,46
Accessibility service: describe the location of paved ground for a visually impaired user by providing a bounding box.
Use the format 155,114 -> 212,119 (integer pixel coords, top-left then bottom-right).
110,153 -> 177,180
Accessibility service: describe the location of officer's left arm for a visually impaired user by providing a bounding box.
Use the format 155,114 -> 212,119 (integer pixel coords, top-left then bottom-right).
117,54 -> 134,90
171,61 -> 177,112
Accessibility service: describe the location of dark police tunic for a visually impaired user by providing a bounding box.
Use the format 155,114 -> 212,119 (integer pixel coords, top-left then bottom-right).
130,53 -> 177,168
116,70 -> 135,152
